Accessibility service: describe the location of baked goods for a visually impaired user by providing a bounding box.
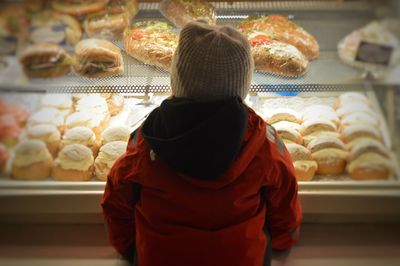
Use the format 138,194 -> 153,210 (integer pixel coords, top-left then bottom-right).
336,92 -> 370,109
307,136 -> 346,154
102,94 -> 125,116
28,108 -> 65,133
74,38 -> 124,78
12,140 -> 52,180
311,148 -> 349,175
300,118 -> 337,136
65,111 -> 108,137
0,114 -> 22,147
238,15 -> 320,60
0,5 -> 27,55
159,0 -> 216,28
26,124 -> 61,157
51,0 -> 107,17
341,124 -> 381,143
62,127 -> 100,156
123,21 -> 178,71
249,33 -> 309,77
40,94 -> 73,117
84,0 -> 139,40
336,103 -> 376,119
94,141 -> 126,181
302,105 -> 340,126
265,108 -> 301,124
28,11 -> 82,46
102,126 -> 131,144
0,98 -> 30,127
349,139 -> 390,161
303,131 -> 341,147
347,152 -> 392,180
340,112 -> 380,129
76,95 -> 109,114
286,143 -> 317,181
272,121 -> 302,144
19,43 -> 73,78
345,137 -> 380,151
52,144 -> 94,181
338,21 -> 400,70
0,144 -> 9,173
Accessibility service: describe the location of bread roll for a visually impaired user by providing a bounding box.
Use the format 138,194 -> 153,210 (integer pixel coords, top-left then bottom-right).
336,103 -> 376,118
303,131 -> 341,146
40,94 -> 73,116
102,126 -> 131,144
26,124 -> 61,157
76,95 -> 109,115
336,92 -> 370,109
347,152 -> 392,180
95,141 -> 127,181
286,143 -> 317,181
265,108 -> 301,124
302,105 -> 340,126
51,0 -> 107,17
345,137 -> 380,151
340,112 -> 380,129
312,148 -> 349,175
28,108 -> 65,133
341,124 -> 381,143
307,136 -> 345,154
62,127 -> 100,156
52,144 -> 94,181
12,140 -> 52,180
65,111 -> 108,138
300,118 -> 337,136
272,122 -> 302,145
350,140 -> 390,161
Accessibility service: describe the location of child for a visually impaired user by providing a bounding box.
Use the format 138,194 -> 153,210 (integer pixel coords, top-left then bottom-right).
102,21 -> 302,266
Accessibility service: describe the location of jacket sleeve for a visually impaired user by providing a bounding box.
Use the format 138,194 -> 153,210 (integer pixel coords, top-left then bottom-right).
101,135 -> 139,256
263,126 -> 302,251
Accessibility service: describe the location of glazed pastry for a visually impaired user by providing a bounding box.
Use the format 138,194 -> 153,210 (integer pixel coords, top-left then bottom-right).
26,124 -> 61,157
95,141 -> 127,181
62,126 -> 100,156
52,144 -> 94,181
12,140 -> 52,180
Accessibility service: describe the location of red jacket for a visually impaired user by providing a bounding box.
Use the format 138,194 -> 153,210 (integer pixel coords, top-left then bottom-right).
102,98 -> 302,266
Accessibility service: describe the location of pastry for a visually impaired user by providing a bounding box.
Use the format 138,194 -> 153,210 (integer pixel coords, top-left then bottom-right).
19,43 -> 73,78
335,103 -> 376,119
40,94 -> 73,117
95,141 -> 127,181
62,126 -> 100,156
106,94 -> 125,116
300,118 -> 337,136
349,139 -> 390,161
341,124 -> 381,143
12,140 -> 52,180
0,114 -> 22,147
52,144 -> 94,181
51,0 -> 107,17
26,124 -> 61,157
74,38 -> 124,78
302,105 -> 340,126
335,92 -> 370,109
272,122 -> 302,145
347,152 -> 392,180
340,112 -> 380,130
75,95 -> 109,115
303,131 -> 341,146
286,143 -> 317,181
311,148 -> 349,175
28,108 -> 65,133
65,111 -> 108,138
0,144 -> 9,173
307,136 -> 346,154
265,108 -> 301,124
102,126 -> 131,144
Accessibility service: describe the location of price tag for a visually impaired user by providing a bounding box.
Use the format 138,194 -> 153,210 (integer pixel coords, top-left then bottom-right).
355,41 -> 393,66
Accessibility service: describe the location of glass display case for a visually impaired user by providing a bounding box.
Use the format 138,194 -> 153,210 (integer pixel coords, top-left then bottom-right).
0,0 -> 399,224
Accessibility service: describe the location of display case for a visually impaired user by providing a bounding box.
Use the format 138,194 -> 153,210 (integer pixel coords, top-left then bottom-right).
0,0 -> 400,224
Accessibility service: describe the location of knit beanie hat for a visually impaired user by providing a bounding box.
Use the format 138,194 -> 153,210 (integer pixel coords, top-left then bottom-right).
171,21 -> 254,101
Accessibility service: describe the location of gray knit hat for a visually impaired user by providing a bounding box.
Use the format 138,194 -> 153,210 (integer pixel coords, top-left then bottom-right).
171,21 -> 254,101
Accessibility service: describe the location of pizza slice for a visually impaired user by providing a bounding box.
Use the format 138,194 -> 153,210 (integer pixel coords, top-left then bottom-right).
248,33 -> 309,77
123,20 -> 178,71
239,15 -> 320,60
159,0 -> 216,28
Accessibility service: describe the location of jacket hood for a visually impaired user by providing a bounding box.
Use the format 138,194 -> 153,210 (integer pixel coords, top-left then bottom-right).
142,96 -> 251,180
